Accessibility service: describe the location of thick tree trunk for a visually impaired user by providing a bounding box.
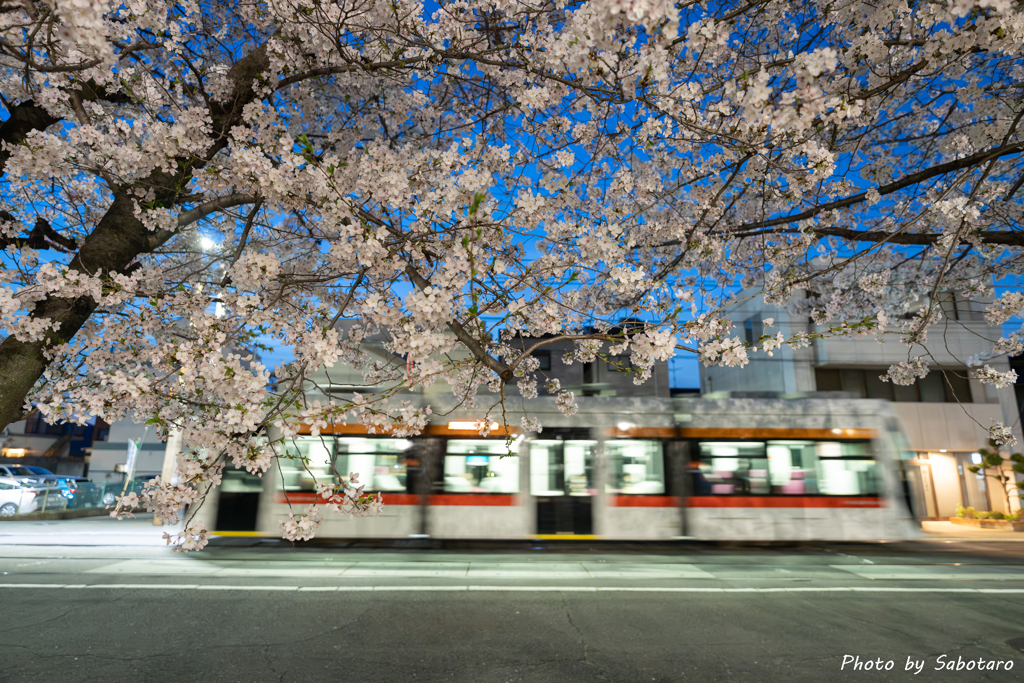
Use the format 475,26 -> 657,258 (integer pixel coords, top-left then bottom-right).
0,187 -> 174,430
0,45 -> 269,432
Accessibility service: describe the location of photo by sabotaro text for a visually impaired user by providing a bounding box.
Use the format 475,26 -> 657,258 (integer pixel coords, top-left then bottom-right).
841,655 -> 1015,673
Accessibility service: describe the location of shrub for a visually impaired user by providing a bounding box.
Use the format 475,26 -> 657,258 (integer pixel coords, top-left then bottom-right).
988,511 -> 1006,520
959,506 -> 978,519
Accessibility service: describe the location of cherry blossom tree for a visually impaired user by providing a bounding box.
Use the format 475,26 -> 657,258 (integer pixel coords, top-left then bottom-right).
1,0 -> 1023,546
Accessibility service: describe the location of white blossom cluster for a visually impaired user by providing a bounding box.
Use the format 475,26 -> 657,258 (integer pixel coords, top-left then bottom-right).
880,358 -> 930,386
281,505 -> 322,543
555,390 -> 578,417
974,365 -> 1018,389
163,522 -> 211,553
699,337 -> 750,368
989,423 -> 1018,448
985,293 -> 1024,326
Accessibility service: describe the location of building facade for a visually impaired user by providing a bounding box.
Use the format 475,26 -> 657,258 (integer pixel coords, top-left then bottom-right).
302,322 -> 672,401
88,418 -> 169,483
701,288 -> 1023,519
0,415 -> 110,476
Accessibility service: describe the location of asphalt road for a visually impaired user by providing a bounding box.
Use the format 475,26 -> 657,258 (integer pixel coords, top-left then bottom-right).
0,520 -> 1022,682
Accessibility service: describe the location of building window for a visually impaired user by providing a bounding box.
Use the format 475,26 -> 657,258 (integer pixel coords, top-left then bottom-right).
444,440 -> 520,493
608,357 -> 633,372
24,413 -> 62,435
814,368 -> 971,402
605,440 -> 665,494
744,318 -> 765,346
532,350 -> 551,371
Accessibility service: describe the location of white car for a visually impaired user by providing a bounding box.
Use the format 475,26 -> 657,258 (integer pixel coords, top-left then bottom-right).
0,464 -> 39,484
0,476 -> 40,516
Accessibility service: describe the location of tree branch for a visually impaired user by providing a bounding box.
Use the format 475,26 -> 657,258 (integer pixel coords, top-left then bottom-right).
403,263 -> 512,381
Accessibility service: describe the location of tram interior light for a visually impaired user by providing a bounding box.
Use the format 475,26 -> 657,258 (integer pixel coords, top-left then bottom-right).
617,422 -> 635,432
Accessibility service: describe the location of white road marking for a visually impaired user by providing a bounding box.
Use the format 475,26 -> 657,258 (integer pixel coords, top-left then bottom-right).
833,565 -> 1024,580
1,584 -> 1023,593
85,559 -> 716,579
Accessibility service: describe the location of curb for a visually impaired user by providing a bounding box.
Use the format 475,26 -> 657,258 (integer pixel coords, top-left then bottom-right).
0,508 -> 113,522
949,516 -> 1024,532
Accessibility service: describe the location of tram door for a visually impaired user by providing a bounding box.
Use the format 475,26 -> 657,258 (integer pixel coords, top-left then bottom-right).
897,460 -> 928,521
214,468 -> 264,532
531,438 -> 597,535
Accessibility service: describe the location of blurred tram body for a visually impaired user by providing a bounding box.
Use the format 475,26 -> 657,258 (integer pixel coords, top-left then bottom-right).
209,397 -> 920,542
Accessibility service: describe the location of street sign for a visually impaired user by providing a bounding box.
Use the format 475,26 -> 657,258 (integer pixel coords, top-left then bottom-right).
124,439 -> 139,480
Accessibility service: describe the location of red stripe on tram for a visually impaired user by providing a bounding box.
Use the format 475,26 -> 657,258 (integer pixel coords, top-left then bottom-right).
610,496 -> 681,507
275,492 -> 421,505
428,494 -> 517,506
687,496 -> 885,508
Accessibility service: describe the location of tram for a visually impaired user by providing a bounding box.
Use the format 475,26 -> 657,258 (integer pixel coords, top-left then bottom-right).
206,396 -> 920,542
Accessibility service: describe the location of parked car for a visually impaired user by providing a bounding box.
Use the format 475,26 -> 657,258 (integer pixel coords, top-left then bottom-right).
0,465 -> 38,483
0,465 -> 61,487
55,477 -> 78,503
0,477 -> 38,515
62,477 -> 103,509
31,480 -> 68,512
0,476 -> 67,514
99,476 -> 157,506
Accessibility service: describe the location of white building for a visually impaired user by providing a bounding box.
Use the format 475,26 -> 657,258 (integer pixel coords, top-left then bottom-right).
89,418 -> 168,484
702,288 -> 1023,520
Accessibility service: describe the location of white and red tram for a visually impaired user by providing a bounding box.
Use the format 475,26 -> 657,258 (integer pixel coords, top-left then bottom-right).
206,396 -> 919,542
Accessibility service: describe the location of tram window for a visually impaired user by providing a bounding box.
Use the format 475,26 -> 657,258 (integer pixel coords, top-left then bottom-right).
694,442 -> 770,495
696,439 -> 879,496
768,441 -> 877,495
815,441 -> 878,495
444,440 -> 520,493
530,440 -> 597,496
766,441 -> 819,495
816,441 -> 872,458
335,438 -> 412,492
605,440 -> 665,494
278,436 -> 412,492
279,437 -> 335,492
817,458 -> 877,495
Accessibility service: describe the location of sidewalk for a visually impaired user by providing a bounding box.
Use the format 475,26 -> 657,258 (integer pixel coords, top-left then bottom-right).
920,520 -> 1024,541
2,516 -> 1022,548
0,513 -> 183,546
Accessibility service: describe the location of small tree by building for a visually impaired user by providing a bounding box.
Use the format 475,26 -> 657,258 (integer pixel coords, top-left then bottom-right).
968,441 -> 1024,514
